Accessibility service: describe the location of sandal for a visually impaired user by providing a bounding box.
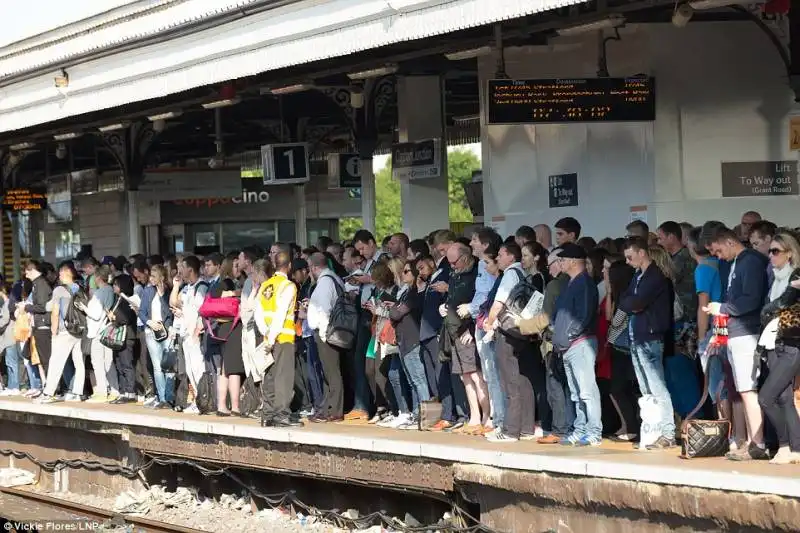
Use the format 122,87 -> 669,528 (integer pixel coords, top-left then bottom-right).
215,410 -> 231,417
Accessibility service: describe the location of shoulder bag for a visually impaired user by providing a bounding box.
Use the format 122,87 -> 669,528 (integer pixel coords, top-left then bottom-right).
98,299 -> 127,351
680,334 -> 730,459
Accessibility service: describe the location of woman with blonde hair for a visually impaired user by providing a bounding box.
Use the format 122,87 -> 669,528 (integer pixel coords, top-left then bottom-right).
759,231 -> 800,464
139,264 -> 174,408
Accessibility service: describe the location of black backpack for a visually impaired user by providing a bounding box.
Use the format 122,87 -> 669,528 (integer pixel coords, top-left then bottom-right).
498,270 -> 546,339
195,372 -> 216,415
324,276 -> 359,350
239,375 -> 261,418
64,288 -> 90,338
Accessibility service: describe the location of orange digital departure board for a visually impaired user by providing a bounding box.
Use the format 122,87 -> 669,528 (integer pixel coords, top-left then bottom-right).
1,187 -> 47,212
488,77 -> 655,124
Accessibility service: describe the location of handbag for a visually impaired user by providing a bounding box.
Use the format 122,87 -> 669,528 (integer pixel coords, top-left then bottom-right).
151,322 -> 168,342
99,322 -> 127,351
378,318 -> 396,346
161,337 -> 178,373
680,342 -> 731,459
14,313 -> 32,343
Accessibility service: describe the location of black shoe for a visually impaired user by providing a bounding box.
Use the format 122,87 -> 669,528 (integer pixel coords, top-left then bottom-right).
110,397 -> 135,405
216,410 -> 231,417
271,416 -> 304,428
308,415 -> 328,424
260,415 -> 273,427
155,402 -> 172,410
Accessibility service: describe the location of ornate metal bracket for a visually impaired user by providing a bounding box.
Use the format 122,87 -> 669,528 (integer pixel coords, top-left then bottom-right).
1,149 -> 34,189
99,121 -> 161,190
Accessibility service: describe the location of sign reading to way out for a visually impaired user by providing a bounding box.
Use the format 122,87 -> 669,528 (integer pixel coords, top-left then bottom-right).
548,173 -> 578,208
720,161 -> 799,198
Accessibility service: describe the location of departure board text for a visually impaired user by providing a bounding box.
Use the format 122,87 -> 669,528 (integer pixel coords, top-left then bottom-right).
488,77 -> 655,124
2,187 -> 47,212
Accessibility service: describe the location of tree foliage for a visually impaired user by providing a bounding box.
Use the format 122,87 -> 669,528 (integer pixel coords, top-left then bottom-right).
339,147 -> 479,240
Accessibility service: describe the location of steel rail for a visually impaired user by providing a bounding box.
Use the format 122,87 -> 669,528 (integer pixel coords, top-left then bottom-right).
0,486 -> 205,533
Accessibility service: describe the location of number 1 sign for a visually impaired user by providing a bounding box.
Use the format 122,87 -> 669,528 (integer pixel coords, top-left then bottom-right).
261,143 -> 310,185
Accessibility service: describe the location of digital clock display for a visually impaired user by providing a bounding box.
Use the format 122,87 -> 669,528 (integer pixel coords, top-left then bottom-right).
487,77 -> 655,124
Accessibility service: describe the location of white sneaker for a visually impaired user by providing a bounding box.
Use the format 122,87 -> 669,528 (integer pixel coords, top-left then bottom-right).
0,389 -> 20,397
376,414 -> 397,428
397,415 -> 419,430
533,426 -> 545,439
143,397 -> 157,407
486,431 -> 519,443
64,393 -> 83,402
184,404 -> 200,415
387,413 -> 412,429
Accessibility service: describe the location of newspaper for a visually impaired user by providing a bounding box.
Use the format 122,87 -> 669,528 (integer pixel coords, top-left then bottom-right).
519,290 -> 545,321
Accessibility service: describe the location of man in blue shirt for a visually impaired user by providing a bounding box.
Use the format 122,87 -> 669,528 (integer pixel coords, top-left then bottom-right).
552,243 -> 601,447
706,226 -> 769,461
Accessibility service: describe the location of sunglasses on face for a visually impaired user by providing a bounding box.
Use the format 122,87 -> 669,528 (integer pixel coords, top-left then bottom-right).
769,248 -> 786,256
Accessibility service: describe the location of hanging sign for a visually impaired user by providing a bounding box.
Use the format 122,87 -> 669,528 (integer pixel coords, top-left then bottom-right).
790,117 -> 800,151
720,160 -> 798,197
548,173 -> 578,208
391,138 -> 443,181
262,143 -> 310,185
488,77 -> 655,125
327,153 -> 362,189
2,187 -> 47,212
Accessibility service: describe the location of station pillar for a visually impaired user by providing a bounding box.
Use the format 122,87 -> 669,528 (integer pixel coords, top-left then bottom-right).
295,184 -> 308,247
397,76 -> 449,238
359,155 -> 376,233
125,190 -> 142,256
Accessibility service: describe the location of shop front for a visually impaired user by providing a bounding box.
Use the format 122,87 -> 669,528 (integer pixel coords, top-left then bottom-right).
139,169 -> 359,255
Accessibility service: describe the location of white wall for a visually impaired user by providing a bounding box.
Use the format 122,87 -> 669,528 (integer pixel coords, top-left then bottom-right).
77,192 -> 124,259
479,22 -> 798,239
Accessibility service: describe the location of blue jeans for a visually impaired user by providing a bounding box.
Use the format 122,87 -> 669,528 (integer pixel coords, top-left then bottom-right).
4,344 -> 20,390
22,352 -> 42,391
145,331 -> 174,404
562,337 -> 602,440
631,340 -> 675,439
388,355 -> 411,413
401,344 -> 430,415
476,328 -> 505,428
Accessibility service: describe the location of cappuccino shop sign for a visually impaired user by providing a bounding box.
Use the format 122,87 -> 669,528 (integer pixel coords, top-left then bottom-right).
721,160 -> 799,198
391,139 -> 443,181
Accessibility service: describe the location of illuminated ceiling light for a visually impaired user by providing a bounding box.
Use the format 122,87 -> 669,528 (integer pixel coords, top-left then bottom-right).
201,97 -> 241,109
148,111 -> 182,121
98,123 -> 129,132
445,46 -> 493,61
53,132 -> 82,141
347,65 -> 398,81
263,84 -> 314,96
453,114 -> 480,124
556,15 -> 625,36
10,142 -> 35,150
688,0 -> 759,9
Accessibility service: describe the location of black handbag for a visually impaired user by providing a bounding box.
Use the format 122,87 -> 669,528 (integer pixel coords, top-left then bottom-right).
161,337 -> 178,373
680,348 -> 730,459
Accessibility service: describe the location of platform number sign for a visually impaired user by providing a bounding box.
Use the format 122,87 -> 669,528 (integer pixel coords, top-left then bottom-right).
261,143 -> 310,185
548,173 -> 578,208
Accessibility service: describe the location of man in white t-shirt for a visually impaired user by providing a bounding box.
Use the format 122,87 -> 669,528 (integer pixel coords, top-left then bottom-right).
173,256 -> 208,414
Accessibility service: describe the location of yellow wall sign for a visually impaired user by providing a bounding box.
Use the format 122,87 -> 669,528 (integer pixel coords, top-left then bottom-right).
790,117 -> 800,151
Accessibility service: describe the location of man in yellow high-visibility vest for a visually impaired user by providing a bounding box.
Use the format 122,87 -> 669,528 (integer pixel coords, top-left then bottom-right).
258,251 -> 303,427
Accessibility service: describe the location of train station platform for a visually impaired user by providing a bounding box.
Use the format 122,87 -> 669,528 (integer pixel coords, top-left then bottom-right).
0,397 -> 797,532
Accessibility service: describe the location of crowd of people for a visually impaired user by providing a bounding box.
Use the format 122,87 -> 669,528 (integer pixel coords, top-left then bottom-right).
1,210 -> 799,465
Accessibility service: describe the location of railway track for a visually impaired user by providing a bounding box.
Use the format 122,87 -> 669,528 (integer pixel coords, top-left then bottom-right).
0,487 -> 206,533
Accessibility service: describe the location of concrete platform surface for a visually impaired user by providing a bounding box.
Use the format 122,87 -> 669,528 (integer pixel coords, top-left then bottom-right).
1,398 -> 798,499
